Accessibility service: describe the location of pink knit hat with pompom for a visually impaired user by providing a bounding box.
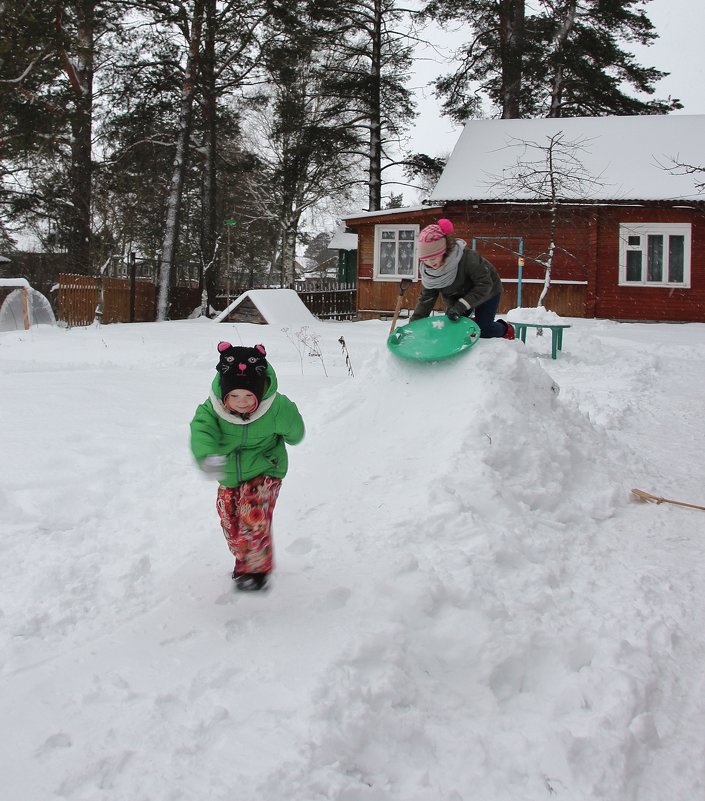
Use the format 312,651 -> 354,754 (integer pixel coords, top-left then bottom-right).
418,218 -> 454,261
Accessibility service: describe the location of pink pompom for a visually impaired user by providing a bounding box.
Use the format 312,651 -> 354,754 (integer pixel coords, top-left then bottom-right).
437,218 -> 454,235
217,341 -> 232,352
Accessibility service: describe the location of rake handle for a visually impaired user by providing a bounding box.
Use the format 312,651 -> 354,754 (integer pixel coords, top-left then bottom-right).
388,279 -> 412,335
631,488 -> 705,512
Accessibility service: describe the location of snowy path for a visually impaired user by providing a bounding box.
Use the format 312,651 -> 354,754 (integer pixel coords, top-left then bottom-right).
1,318 -> 704,801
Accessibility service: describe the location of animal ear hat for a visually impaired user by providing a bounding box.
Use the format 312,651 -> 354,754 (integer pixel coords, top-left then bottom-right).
418,218 -> 454,261
216,342 -> 268,406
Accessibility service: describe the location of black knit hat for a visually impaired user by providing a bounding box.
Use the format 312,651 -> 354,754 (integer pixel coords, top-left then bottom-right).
216,342 -> 268,408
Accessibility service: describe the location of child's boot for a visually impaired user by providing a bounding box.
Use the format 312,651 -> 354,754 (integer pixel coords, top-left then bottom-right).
233,572 -> 269,591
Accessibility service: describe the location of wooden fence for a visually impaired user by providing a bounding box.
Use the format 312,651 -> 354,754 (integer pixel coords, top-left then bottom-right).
499,281 -> 588,317
296,287 -> 357,320
55,275 -> 356,325
57,274 -> 156,326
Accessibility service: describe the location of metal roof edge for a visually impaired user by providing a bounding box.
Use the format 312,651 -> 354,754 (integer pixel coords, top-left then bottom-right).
429,197 -> 705,207
341,204 -> 444,222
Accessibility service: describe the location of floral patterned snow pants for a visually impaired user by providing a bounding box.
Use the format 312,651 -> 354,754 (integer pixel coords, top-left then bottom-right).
216,475 -> 282,574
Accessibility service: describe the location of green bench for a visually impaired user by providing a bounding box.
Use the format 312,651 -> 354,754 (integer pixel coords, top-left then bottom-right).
508,321 -> 571,359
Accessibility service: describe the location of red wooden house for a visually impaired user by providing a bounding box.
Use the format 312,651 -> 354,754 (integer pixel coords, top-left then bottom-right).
342,115 -> 705,322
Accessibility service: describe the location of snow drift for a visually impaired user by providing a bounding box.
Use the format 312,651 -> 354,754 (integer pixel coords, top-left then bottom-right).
1,317 -> 704,801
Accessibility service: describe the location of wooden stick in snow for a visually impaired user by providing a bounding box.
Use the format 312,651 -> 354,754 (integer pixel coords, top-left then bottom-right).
631,488 -> 705,512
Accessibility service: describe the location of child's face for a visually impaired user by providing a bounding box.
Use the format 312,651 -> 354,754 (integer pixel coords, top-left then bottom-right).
225,390 -> 258,414
423,253 -> 446,269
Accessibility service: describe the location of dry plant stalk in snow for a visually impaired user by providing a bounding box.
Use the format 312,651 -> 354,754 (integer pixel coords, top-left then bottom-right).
282,326 -> 328,376
338,336 -> 354,377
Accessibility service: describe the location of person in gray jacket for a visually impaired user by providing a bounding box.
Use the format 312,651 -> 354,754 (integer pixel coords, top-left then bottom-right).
410,218 -> 515,340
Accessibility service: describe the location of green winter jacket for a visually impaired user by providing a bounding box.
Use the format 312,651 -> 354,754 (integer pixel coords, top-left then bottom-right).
190,362 -> 304,488
411,244 -> 503,321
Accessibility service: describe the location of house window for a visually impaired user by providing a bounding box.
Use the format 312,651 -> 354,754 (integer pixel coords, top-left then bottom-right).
619,223 -> 691,287
373,225 -> 418,280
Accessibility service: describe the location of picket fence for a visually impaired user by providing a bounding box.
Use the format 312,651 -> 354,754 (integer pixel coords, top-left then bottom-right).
295,285 -> 357,320
57,274 -> 156,326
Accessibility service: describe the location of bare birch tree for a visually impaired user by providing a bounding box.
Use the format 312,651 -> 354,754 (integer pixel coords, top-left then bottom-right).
154,0 -> 205,321
491,131 -> 603,306
196,0 -> 267,310
660,157 -> 705,194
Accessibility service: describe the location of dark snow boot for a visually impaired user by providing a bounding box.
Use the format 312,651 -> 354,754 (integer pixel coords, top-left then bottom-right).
233,572 -> 269,592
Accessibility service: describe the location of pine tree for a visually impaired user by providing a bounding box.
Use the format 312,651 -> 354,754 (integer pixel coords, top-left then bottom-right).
0,1 -> 59,248
425,0 -> 528,120
101,0 -> 266,317
248,1 -> 364,285
425,0 -> 681,120
534,0 -> 681,117
0,1 -> 121,267
313,0 -> 417,210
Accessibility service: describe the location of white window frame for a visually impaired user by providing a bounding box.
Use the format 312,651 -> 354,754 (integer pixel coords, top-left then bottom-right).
373,224 -> 419,281
618,222 -> 691,288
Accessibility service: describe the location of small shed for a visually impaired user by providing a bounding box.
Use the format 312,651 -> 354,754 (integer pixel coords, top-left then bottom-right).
214,288 -> 318,327
343,115 -> 705,322
217,294 -> 267,324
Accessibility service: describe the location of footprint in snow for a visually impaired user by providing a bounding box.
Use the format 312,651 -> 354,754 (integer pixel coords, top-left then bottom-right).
285,537 -> 314,555
35,732 -> 72,758
322,587 -> 352,610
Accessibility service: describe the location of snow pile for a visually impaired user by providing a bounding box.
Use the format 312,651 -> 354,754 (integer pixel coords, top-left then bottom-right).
507,305 -> 565,324
1,318 -> 704,801
266,344 -> 629,799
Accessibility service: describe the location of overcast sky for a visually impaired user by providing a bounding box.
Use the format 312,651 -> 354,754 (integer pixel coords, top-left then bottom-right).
407,0 -> 705,159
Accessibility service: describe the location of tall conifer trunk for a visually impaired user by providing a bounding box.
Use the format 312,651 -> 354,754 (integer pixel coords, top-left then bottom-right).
547,0 -> 577,118
57,1 -> 94,274
367,0 -> 383,211
199,0 -> 218,312
499,0 -> 525,119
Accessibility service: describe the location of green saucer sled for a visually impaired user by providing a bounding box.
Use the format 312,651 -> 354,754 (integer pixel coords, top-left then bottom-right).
387,316 -> 481,362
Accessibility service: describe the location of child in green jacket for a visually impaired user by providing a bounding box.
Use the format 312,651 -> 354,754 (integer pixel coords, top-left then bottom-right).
190,342 -> 305,591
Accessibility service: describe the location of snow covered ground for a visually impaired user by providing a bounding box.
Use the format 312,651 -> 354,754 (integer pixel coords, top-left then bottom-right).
1,313 -> 704,801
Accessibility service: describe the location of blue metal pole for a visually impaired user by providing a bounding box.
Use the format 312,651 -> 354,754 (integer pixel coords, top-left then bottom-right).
517,239 -> 524,308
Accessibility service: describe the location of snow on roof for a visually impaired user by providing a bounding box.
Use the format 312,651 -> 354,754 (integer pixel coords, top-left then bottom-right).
328,230 -> 358,250
213,288 -> 318,326
342,204 -> 443,222
430,114 -> 705,204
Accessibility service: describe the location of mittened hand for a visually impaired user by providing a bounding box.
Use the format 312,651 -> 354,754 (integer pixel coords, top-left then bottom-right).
446,300 -> 471,322
200,454 -> 227,479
